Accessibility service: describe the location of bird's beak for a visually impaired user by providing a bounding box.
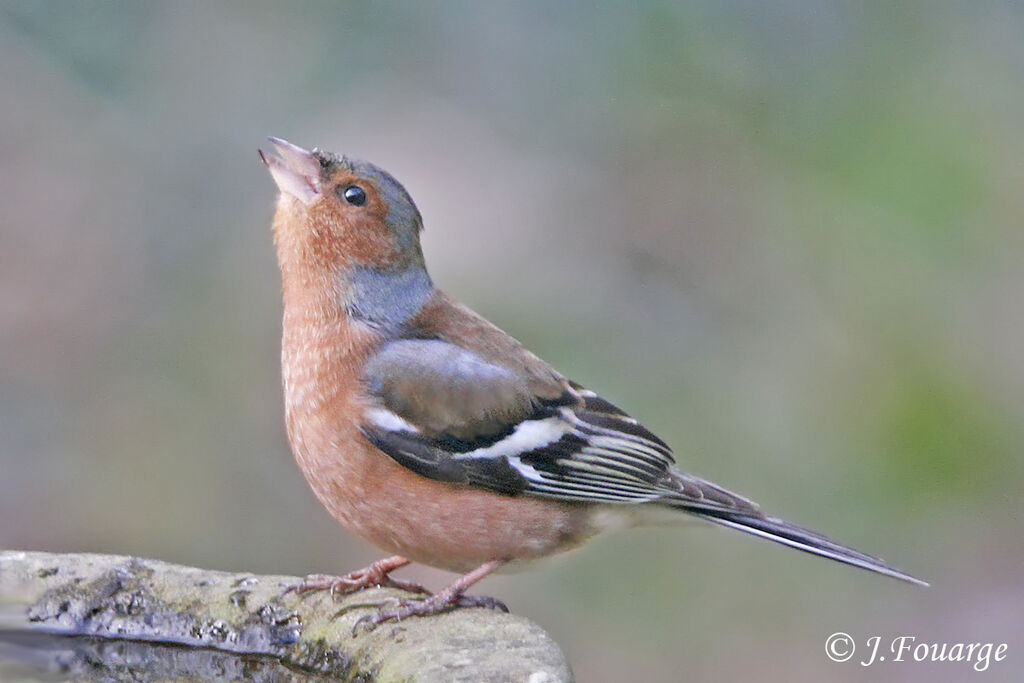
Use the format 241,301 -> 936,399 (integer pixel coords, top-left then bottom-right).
259,137 -> 322,206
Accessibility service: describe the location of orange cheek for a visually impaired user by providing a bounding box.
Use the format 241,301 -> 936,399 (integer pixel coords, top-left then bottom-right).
300,201 -> 400,268
343,214 -> 402,266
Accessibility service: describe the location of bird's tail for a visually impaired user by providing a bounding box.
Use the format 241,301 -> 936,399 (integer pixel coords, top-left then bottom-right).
685,508 -> 928,586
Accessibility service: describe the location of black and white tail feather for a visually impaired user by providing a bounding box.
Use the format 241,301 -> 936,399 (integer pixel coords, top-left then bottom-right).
363,378 -> 927,587
689,510 -> 927,585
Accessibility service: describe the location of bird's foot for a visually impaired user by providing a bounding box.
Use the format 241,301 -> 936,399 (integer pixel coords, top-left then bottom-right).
286,555 -> 430,598
354,591 -> 509,633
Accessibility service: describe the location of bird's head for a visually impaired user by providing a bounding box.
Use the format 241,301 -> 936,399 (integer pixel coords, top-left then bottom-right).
261,138 -> 433,328
261,137 -> 425,276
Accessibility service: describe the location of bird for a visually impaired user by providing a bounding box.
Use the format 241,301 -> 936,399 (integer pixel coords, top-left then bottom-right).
259,137 -> 926,628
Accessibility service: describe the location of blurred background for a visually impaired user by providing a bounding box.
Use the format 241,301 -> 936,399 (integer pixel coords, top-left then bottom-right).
2,2 -> 1022,681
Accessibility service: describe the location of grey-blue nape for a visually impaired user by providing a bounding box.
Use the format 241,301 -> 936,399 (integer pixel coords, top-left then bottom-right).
339,265 -> 434,330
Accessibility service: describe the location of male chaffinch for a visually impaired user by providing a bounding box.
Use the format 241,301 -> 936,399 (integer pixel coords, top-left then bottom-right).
259,138 -> 925,627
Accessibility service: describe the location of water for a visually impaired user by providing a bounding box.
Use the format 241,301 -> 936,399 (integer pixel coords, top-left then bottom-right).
0,630 -> 338,683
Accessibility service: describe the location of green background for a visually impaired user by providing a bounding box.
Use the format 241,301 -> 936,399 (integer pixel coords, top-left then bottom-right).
2,2 -> 1022,681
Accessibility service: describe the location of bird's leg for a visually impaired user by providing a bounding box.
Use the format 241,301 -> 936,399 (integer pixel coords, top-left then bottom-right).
355,559 -> 507,632
288,555 -> 431,597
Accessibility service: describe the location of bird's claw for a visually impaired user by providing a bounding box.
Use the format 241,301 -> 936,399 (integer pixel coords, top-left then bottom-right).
285,569 -> 430,600
352,593 -> 509,634
452,594 -> 509,612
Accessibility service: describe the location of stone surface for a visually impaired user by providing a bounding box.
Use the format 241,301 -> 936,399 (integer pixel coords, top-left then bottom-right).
0,550 -> 573,682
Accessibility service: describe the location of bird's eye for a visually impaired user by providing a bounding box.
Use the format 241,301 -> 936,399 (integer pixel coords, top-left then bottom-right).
341,185 -> 367,206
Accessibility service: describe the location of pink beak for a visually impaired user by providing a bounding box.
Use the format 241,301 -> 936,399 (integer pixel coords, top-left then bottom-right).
259,137 -> 322,205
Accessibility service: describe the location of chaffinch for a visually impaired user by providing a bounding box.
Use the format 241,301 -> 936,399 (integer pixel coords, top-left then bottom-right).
259,138 -> 925,627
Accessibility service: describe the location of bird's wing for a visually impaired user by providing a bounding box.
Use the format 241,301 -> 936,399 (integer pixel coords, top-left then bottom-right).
360,296 -> 927,586
360,335 -> 757,514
